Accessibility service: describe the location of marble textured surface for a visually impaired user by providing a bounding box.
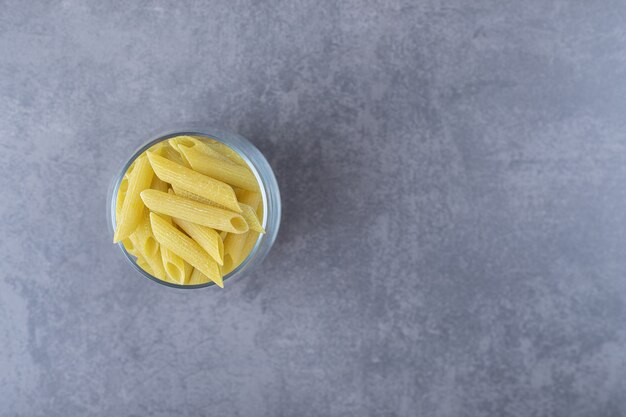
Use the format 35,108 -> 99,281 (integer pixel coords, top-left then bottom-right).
2,1 -> 626,416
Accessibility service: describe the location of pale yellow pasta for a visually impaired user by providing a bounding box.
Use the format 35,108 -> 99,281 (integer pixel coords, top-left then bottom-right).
146,142 -> 166,157
114,155 -> 154,242
141,189 -> 248,234
149,210 -> 187,284
242,231 -> 260,259
129,231 -> 166,280
130,215 -> 157,257
188,268 -> 211,285
240,203 -> 265,233
223,189 -> 264,273
150,213 -> 223,287
257,199 -> 264,219
125,160 -> 137,177
204,140 -> 248,167
153,140 -> 192,168
222,232 -> 247,274
172,187 -> 251,237
179,145 -> 258,191
236,190 -> 265,232
146,151 -> 241,212
151,176 -> 169,193
223,232 -> 262,274
161,188 -> 226,272
183,260 -> 193,282
170,135 -> 231,163
115,161 -> 138,218
121,238 -> 139,257
161,145 -> 187,166
136,255 -> 154,276
237,189 -> 261,207
173,217 -> 224,265
115,136 -> 270,288
160,247 -> 187,284
171,184 -> 226,208
115,176 -> 129,221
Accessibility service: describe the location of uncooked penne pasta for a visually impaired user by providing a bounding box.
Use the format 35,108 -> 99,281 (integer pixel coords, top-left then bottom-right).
222,232 -> 247,274
141,189 -> 248,234
129,231 -> 166,280
114,155 -> 154,242
115,175 -> 129,221
150,213 -> 223,287
171,184 -> 226,208
151,176 -> 169,193
172,186 -> 256,236
204,140 -> 248,167
151,211 -> 188,284
235,189 -> 264,219
170,135 -> 231,163
241,231 -> 260,261
123,158 -> 137,180
179,145 -> 258,191
160,247 -> 187,284
121,238 -> 139,257
131,214 -> 158,257
146,151 -> 241,212
236,189 -> 262,208
236,190 -> 265,232
188,267 -> 211,285
183,260 -> 193,282
240,203 -> 265,233
114,133 -> 271,288
136,255 -> 154,276
161,145 -> 187,166
173,217 -> 224,265
223,188 -> 264,273
114,154 -> 140,221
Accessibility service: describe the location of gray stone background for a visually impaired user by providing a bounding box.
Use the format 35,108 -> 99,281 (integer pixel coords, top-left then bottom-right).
1,1 -> 626,416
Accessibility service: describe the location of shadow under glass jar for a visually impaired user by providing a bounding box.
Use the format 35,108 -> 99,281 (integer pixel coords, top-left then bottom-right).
107,125 -> 281,289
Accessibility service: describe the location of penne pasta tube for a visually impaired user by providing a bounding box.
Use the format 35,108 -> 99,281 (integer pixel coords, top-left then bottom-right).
173,217 -> 224,265
170,184 -> 225,208
222,231 -> 260,274
169,135 -> 230,163
222,232 -> 247,274
160,246 -> 187,285
222,188 -> 265,273
236,189 -> 262,209
204,140 -> 248,167
121,238 -> 139,257
136,255 -> 154,276
235,190 -> 265,233
171,186 -> 263,233
162,146 -> 187,166
141,189 -> 248,234
183,260 -> 193,282
114,155 -> 154,242
179,145 -> 258,191
150,213 -> 223,287
151,176 -> 170,193
129,230 -> 166,280
188,267 -> 213,285
241,231 -> 260,261
239,203 -> 265,233
115,175 -> 129,221
146,151 -> 241,212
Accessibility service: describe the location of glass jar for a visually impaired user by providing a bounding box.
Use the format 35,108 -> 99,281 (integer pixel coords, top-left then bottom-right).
107,125 -> 281,288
